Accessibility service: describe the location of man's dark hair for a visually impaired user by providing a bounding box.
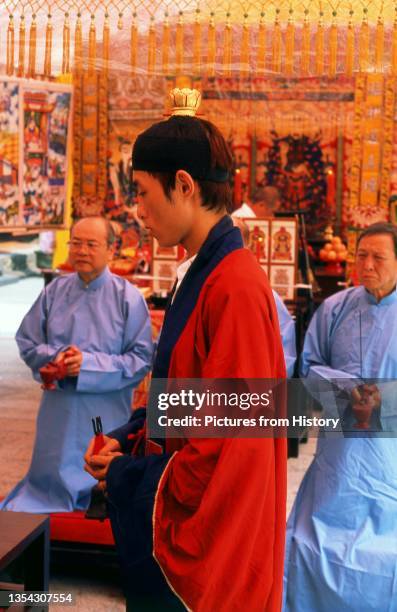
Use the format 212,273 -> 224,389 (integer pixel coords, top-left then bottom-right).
357,222 -> 397,257
134,117 -> 233,213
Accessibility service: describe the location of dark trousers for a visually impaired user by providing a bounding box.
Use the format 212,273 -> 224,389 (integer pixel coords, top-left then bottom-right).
124,556 -> 186,612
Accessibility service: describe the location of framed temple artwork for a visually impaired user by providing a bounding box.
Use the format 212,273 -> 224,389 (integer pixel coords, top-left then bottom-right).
244,219 -> 270,263
270,219 -> 297,264
270,265 -> 295,301
0,77 -> 73,231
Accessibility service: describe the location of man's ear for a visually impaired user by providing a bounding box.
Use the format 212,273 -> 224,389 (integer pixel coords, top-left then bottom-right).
175,170 -> 195,198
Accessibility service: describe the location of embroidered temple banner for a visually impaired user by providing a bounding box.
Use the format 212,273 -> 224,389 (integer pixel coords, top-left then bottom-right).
0,77 -> 72,231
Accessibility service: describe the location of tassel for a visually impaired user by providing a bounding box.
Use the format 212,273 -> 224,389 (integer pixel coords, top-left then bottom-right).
301,14 -> 310,75
257,15 -> 266,75
148,18 -> 156,74
62,12 -> 70,74
315,17 -> 324,75
222,19 -> 232,77
346,12 -> 354,76
207,15 -> 216,77
240,18 -> 250,77
193,11 -> 201,75
175,12 -> 184,74
375,17 -> 384,72
17,14 -> 25,77
359,13 -> 369,72
28,13 -> 37,78
44,13 -> 53,77
117,12 -> 123,30
102,13 -> 110,76
6,14 -> 15,76
329,17 -> 338,77
392,16 -> 397,75
74,12 -> 83,74
162,15 -> 170,74
130,14 -> 138,73
88,14 -> 96,74
272,13 -> 281,74
285,12 -> 295,76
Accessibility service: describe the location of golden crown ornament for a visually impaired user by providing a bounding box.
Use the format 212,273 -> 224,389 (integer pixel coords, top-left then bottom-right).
169,88 -> 202,116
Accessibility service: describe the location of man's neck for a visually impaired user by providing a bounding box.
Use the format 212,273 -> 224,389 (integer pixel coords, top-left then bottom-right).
78,268 -> 106,285
182,211 -> 226,258
366,284 -> 396,303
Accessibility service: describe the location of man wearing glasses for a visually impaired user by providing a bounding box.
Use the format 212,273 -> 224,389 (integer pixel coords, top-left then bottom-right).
1,216 -> 153,513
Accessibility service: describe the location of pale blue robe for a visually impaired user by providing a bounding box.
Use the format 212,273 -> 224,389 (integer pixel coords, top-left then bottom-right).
273,290 -> 297,378
1,267 -> 153,513
284,286 -> 397,611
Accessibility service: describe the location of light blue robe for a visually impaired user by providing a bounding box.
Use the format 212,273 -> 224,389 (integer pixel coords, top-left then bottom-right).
273,290 -> 297,378
284,286 -> 397,611
1,267 -> 153,513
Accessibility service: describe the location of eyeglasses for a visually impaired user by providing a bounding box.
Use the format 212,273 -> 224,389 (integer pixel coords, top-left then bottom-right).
67,240 -> 107,252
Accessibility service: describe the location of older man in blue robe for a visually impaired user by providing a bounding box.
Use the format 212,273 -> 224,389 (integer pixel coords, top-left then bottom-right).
284,222 -> 397,611
1,216 -> 153,513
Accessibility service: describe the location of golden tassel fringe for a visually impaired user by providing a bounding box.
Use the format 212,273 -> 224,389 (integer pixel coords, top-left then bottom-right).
207,18 -> 216,77
17,15 -> 25,77
359,18 -> 369,72
148,21 -> 156,73
28,14 -> 36,78
62,12 -> 70,74
346,22 -> 354,76
257,18 -> 266,75
175,14 -> 184,74
193,17 -> 201,75
6,15 -> 15,76
222,22 -> 232,77
162,18 -> 170,74
102,15 -> 110,76
301,18 -> 310,75
44,14 -> 53,77
285,19 -> 295,76
329,22 -> 337,77
240,21 -> 250,77
315,21 -> 324,75
392,18 -> 397,75
272,18 -> 281,73
88,14 -> 96,74
74,14 -> 83,74
130,18 -> 138,73
375,18 -> 384,72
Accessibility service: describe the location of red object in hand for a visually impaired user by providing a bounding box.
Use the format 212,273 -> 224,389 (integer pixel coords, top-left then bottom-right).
352,400 -> 373,430
93,433 -> 105,454
92,416 -> 105,453
39,358 -> 68,390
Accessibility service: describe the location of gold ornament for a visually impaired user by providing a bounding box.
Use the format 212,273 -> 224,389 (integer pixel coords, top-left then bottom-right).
169,88 -> 202,116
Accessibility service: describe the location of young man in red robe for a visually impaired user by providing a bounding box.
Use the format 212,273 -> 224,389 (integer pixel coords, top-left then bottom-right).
84,93 -> 287,611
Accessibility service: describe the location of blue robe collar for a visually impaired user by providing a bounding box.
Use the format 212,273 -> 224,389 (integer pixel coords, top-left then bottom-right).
75,266 -> 110,291
361,284 -> 397,306
152,215 -> 243,378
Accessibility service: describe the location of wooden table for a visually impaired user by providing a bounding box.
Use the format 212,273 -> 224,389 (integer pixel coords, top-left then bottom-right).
0,512 -> 49,601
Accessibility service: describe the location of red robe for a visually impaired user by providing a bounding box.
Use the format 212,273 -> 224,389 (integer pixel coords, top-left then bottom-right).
153,247 -> 287,611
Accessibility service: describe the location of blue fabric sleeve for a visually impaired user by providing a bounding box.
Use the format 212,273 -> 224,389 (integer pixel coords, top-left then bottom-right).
273,290 -> 297,378
15,284 -> 68,379
77,289 -> 153,393
301,300 -> 361,396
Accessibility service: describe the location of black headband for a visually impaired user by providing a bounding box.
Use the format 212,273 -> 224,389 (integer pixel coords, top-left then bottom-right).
132,116 -> 229,183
